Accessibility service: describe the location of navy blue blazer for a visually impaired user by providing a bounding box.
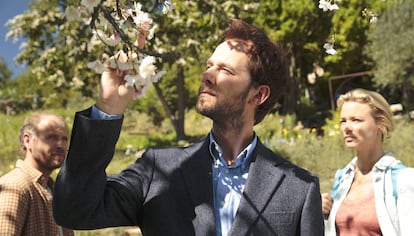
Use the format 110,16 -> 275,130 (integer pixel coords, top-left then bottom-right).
53,108 -> 324,235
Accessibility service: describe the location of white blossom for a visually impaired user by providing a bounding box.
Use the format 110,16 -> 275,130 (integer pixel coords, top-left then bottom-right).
370,16 -> 378,24
323,43 -> 337,55
176,58 -> 187,66
96,15 -> 111,30
319,0 -> 339,12
87,59 -> 105,74
125,74 -> 144,87
93,30 -> 121,47
147,24 -> 158,40
132,2 -> 143,14
133,11 -> 153,29
243,3 -> 260,11
81,0 -> 100,13
65,6 -> 80,21
307,72 -> 317,84
70,76 -> 85,88
158,0 -> 175,14
150,70 -> 166,83
63,0 -> 174,98
314,65 -> 325,77
19,42 -> 28,50
106,33 -> 122,46
139,56 -> 157,79
108,57 -> 133,71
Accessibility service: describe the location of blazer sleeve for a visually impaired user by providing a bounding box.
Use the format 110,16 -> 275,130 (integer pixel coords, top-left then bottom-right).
300,176 -> 325,236
53,108 -> 149,230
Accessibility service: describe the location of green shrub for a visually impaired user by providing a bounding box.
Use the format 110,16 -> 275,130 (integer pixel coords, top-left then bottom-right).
1,108 -> 413,235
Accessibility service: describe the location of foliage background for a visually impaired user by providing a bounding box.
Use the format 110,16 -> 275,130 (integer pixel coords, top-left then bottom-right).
2,0 -> 413,138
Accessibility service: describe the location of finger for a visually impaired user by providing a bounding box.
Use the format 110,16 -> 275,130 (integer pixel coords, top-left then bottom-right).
322,193 -> 332,201
136,25 -> 149,49
116,50 -> 130,63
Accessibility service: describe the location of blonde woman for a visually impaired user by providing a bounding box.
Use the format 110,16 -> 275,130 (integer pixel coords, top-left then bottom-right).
322,88 -> 414,236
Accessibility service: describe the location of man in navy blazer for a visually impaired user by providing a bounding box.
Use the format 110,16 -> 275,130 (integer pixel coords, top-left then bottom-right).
53,19 -> 324,235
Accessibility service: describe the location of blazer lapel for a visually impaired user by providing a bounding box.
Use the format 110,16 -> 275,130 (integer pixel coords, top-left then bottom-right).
179,139 -> 216,235
229,142 -> 287,235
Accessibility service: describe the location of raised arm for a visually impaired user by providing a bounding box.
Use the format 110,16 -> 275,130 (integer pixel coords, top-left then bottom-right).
52,108 -> 146,229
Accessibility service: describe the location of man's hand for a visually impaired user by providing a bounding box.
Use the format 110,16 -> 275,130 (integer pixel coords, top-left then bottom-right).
96,52 -> 135,115
95,28 -> 148,115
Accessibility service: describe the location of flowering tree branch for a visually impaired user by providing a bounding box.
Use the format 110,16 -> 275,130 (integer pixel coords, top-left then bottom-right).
318,0 -> 379,55
66,0 -> 175,98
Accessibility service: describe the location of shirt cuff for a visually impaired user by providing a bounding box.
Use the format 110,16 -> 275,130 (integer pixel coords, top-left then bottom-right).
91,105 -> 122,120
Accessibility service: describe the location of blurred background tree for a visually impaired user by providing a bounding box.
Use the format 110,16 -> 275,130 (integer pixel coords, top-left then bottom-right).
2,0 -> 413,140
365,0 -> 414,108
0,57 -> 12,85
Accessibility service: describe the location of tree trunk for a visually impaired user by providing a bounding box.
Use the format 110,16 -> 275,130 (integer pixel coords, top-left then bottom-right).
153,66 -> 187,141
175,66 -> 186,140
282,54 -> 299,114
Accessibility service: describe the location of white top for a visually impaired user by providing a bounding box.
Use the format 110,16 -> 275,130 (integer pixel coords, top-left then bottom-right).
324,154 -> 414,236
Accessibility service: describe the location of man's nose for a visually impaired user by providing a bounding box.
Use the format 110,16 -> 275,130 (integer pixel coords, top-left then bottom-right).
56,137 -> 68,147
201,69 -> 215,85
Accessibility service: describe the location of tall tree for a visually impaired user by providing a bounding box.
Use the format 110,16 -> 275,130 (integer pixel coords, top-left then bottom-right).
365,0 -> 414,106
251,0 -> 332,122
5,0 -> 260,140
5,0 -> 101,107
0,57 -> 12,86
317,0 -> 389,100
8,0 -> 400,138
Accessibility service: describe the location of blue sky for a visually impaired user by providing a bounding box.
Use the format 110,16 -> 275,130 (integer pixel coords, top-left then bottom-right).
0,1 -> 32,78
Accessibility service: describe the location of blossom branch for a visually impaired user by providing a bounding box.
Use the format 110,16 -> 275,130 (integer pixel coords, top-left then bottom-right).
67,0 -> 175,98
98,3 -> 172,59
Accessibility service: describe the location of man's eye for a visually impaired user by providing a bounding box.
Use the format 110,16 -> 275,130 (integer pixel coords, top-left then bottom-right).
221,68 -> 232,75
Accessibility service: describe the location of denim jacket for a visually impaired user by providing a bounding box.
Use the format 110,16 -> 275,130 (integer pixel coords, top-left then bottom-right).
325,154 -> 414,236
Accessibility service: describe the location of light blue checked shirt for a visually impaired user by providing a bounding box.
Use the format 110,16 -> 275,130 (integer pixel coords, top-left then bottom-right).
209,133 -> 256,236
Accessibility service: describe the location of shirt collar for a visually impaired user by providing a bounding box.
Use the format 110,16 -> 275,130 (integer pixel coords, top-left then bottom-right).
345,152 -> 398,173
374,153 -> 399,170
208,132 -> 257,168
16,159 -> 53,188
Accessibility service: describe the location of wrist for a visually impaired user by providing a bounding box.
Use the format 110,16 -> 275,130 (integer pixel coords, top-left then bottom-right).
96,99 -> 126,116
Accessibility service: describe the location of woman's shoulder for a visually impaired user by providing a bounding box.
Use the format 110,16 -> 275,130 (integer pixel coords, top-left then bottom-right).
396,167 -> 414,190
398,167 -> 414,178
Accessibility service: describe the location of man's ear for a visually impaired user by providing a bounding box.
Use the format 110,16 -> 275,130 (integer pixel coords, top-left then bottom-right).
253,85 -> 270,105
22,132 -> 32,149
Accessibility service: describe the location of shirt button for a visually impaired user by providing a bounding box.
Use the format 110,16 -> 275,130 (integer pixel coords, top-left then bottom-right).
225,169 -> 229,174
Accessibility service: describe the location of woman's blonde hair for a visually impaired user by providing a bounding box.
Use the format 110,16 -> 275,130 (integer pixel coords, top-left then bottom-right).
336,88 -> 394,140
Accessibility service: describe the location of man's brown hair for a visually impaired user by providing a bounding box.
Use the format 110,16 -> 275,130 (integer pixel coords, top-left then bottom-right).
223,19 -> 289,124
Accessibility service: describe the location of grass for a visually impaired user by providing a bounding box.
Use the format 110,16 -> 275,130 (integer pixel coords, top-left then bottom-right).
1,108 -> 413,235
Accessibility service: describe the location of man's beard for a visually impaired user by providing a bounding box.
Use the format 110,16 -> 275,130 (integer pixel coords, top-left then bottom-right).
196,90 -> 249,125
